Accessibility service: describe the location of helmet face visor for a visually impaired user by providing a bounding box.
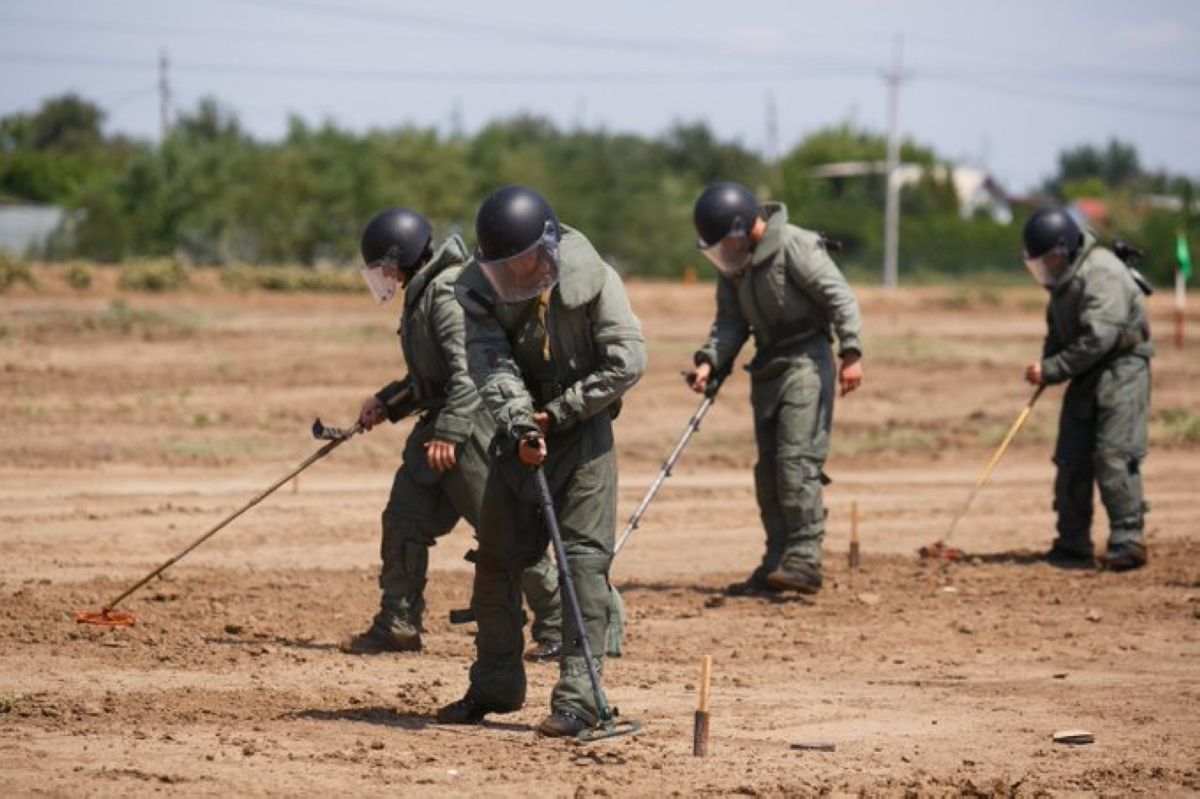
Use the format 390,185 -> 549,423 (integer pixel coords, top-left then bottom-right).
1022,246 -> 1069,288
697,217 -> 752,279
477,220 -> 560,302
360,264 -> 399,303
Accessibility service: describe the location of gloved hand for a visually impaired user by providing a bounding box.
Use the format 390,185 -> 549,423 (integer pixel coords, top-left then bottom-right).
519,432 -> 547,467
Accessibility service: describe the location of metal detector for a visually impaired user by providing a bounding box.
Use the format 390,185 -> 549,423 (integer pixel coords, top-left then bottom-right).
76,382 -> 420,625
529,453 -> 641,743
613,370 -> 725,557
920,385 -> 1046,560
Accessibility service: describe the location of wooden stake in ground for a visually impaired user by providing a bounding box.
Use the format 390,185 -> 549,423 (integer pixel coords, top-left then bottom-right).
693,654 -> 712,757
848,500 -> 861,571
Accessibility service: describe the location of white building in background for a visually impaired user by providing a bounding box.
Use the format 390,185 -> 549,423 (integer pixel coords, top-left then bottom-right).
0,203 -> 67,256
809,162 -> 1014,224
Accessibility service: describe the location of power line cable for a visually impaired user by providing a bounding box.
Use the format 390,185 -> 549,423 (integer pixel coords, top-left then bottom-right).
2,47 -> 1194,119
4,9 -> 1197,90
0,49 -> 875,85
919,71 -> 1200,119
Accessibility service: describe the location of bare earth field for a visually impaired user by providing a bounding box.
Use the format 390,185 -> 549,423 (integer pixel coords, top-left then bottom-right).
1,270 -> 1198,797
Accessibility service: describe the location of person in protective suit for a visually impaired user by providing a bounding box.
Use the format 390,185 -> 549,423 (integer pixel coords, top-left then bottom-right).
437,186 -> 646,737
1021,207 -> 1154,571
340,207 -> 563,658
688,181 -> 864,597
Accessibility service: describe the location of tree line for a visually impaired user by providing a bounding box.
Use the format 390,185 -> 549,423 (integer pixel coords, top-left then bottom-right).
0,93 -> 1192,283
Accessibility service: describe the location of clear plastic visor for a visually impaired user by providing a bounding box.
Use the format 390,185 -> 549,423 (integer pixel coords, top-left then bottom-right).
697,219 -> 752,278
1022,247 -> 1069,288
477,221 -> 560,303
360,262 -> 399,303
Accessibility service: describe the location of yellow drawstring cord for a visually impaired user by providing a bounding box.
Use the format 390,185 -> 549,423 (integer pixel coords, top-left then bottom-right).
537,289 -> 552,361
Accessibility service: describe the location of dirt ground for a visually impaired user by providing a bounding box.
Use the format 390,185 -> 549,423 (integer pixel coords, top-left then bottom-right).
1,270 -> 1198,797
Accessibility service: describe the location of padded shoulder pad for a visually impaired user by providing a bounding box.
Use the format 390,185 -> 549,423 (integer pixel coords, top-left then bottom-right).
557,226 -> 609,308
452,261 -> 495,316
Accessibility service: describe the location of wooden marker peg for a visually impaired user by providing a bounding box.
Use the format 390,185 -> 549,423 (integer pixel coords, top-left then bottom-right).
693,654 -> 712,757
848,500 -> 861,571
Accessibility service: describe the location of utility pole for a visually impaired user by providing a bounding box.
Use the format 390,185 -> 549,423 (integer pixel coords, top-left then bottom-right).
765,90 -> 781,189
158,48 -> 171,141
882,35 -> 906,290
450,97 -> 464,139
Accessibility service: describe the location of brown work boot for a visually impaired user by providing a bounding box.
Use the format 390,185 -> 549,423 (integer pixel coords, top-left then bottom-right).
436,696 -> 494,725
524,639 -> 562,662
765,562 -> 823,594
724,574 -> 781,597
1043,545 -> 1095,571
1101,541 -> 1147,572
536,710 -> 591,738
338,626 -> 421,654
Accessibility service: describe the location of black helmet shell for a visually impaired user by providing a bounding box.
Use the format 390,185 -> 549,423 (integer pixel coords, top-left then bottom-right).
475,185 -> 560,261
360,208 -> 433,271
694,181 -> 758,247
1022,207 -> 1082,259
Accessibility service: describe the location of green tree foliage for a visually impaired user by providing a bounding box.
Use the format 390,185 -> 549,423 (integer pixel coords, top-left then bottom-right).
1,94 -> 1194,283
1048,139 -> 1142,193
1039,137 -> 1194,283
0,93 -> 131,204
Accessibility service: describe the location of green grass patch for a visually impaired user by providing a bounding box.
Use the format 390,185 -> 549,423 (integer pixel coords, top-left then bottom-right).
0,252 -> 37,292
1154,408 -> 1200,444
869,333 -> 943,364
939,285 -> 1006,311
220,264 -> 362,294
3,300 -> 199,341
64,261 -> 94,290
835,426 -> 936,456
118,258 -> 189,292
166,436 -> 260,461
99,299 -> 200,337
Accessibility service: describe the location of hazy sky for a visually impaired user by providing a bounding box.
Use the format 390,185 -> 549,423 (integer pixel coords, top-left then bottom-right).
2,0 -> 1198,192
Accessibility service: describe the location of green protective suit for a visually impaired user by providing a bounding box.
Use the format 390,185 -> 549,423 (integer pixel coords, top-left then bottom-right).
455,225 -> 647,724
695,204 -> 862,579
372,234 -> 562,644
1039,231 -> 1154,557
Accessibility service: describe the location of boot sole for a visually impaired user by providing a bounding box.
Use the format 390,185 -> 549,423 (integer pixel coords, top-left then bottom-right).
765,572 -> 822,595
338,636 -> 422,654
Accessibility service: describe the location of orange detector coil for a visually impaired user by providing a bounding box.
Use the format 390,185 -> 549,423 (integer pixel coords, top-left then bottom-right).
75,608 -> 137,627
918,541 -> 965,561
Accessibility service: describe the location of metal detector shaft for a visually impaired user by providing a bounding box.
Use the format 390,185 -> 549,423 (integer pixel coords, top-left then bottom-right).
100,422 -> 363,612
614,393 -> 716,556
942,385 -> 1045,544
531,465 -> 613,724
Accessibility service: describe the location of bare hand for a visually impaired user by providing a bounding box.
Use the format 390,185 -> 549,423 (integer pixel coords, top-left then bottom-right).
688,363 -> 713,395
839,352 -> 864,397
518,433 -> 547,467
533,411 -> 551,436
1025,362 -> 1044,386
424,438 -> 458,472
359,396 -> 387,431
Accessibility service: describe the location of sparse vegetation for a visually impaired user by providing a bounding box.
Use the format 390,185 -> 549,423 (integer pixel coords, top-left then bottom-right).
220,264 -> 362,294
0,252 -> 37,292
940,286 -> 1006,311
64,261 -> 93,290
117,258 -> 189,292
836,425 -> 936,456
1155,408 -> 1200,444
